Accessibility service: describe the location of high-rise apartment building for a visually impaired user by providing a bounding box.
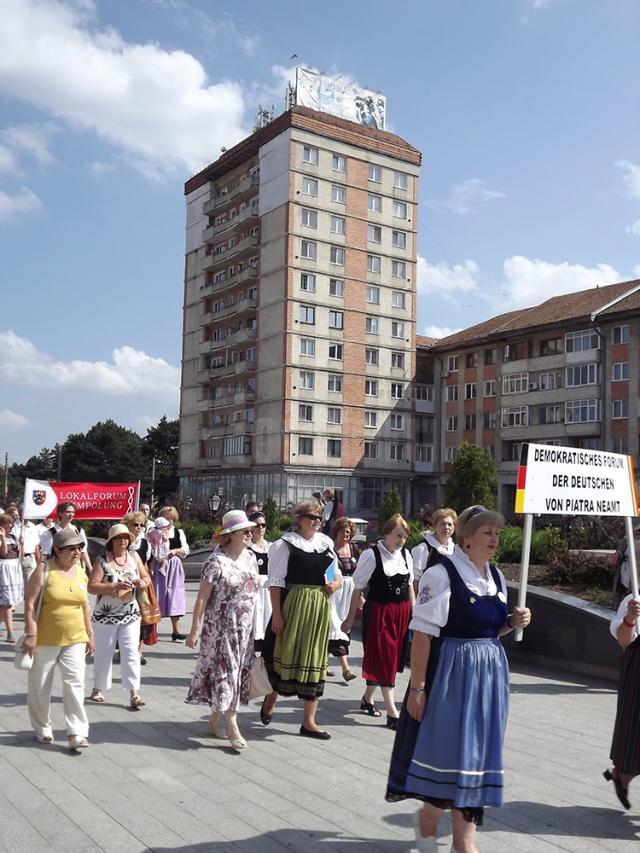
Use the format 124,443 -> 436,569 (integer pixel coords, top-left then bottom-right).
179,107 -> 421,513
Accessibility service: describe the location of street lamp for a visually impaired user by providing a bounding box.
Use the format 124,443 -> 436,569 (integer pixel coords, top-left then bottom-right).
208,495 -> 221,519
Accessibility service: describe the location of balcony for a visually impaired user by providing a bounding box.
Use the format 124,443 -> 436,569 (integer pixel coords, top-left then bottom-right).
202,174 -> 259,216
201,265 -> 258,295
210,208 -> 259,238
202,252 -> 228,273
226,327 -> 257,346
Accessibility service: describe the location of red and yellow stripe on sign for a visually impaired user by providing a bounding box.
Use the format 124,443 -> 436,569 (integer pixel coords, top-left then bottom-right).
627,455 -> 639,517
515,463 -> 527,513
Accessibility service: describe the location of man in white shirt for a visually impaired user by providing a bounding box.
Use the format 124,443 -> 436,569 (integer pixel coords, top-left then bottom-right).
54,501 -> 92,574
19,518 -> 42,587
139,502 -> 154,535
36,517 -> 56,561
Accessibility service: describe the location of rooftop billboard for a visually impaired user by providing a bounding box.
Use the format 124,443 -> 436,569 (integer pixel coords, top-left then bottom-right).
294,68 -> 386,131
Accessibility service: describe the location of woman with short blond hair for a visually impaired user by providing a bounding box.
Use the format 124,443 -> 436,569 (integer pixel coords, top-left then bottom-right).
411,508 -> 457,591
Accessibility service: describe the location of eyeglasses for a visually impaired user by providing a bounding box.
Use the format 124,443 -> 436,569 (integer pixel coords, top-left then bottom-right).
304,514 -> 322,522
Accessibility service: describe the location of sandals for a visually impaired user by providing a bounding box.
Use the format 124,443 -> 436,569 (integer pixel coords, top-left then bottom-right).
360,697 -> 382,717
68,736 -> 89,750
208,716 -> 228,739
89,690 -> 105,703
130,695 -> 146,709
342,670 -> 357,682
229,735 -> 247,752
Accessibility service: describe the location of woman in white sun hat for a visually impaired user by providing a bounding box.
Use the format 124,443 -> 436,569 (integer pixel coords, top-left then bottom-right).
88,523 -> 152,709
186,510 -> 259,752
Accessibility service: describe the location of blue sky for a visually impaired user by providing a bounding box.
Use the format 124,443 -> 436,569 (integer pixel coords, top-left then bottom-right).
2,0 -> 640,463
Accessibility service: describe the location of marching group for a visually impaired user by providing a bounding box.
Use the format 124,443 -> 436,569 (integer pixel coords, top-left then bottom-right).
1,493 -> 639,853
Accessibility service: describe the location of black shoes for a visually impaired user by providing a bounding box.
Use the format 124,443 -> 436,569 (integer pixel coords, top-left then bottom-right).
386,715 -> 399,731
171,632 -> 186,642
342,670 -> 357,682
259,700 -> 272,726
360,697 -> 382,717
604,768 -> 631,810
299,725 -> 331,740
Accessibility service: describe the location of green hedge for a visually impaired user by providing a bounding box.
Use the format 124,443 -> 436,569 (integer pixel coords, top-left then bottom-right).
494,524 -> 563,564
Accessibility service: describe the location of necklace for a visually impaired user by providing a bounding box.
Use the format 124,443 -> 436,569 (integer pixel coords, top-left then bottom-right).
114,554 -> 128,567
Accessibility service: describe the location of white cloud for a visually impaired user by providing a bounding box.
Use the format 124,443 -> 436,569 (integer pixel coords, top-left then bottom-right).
616,159 -> 640,198
498,256 -> 621,310
421,325 -> 460,339
0,143 -> 16,172
0,330 -> 180,400
626,220 -> 640,237
0,188 -> 43,222
0,0 -> 248,178
88,160 -> 117,177
417,256 -> 479,297
0,409 -> 29,430
438,178 -> 506,215
1,123 -> 57,165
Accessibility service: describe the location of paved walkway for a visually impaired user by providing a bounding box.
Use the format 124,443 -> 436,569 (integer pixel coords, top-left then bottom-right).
1,582 -> 639,852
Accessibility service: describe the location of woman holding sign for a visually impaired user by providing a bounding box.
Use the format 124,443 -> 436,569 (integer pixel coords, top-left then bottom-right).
260,500 -> 338,739
385,505 -> 531,853
604,594 -> 640,810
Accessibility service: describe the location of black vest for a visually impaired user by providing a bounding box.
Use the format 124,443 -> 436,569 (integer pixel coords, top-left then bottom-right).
284,541 -> 334,587
366,543 -> 410,603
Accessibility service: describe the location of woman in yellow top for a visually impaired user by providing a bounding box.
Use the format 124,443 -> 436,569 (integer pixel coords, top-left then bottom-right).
22,527 -> 94,750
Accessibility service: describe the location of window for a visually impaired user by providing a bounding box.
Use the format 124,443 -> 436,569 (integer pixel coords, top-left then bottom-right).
501,406 -> 529,427
565,329 -> 600,353
565,399 -> 601,423
329,278 -> 344,297
367,254 -> 381,274
416,385 -> 433,401
327,373 -> 343,392
368,164 -> 382,182
539,404 -> 562,424
390,443 -> 405,461
300,305 -> 315,324
302,145 -> 318,164
368,224 -> 382,243
327,407 -> 342,424
301,239 -> 317,260
366,285 -> 380,304
330,215 -> 345,235
540,337 -> 563,356
364,410 -> 378,428
484,380 -> 496,397
328,310 -> 344,329
365,348 -> 379,366
300,337 -> 315,356
614,436 -> 629,454
612,325 -> 629,344
464,414 -> 476,431
300,272 -> 316,292
330,246 -> 345,265
465,383 -> 476,399
393,171 -> 408,190
391,382 -> 404,399
502,373 -> 529,394
366,316 -> 379,334
298,436 -> 314,455
327,438 -> 342,458
484,348 -> 496,365
391,351 -> 405,369
393,200 -> 407,219
302,176 -> 318,196
364,441 -> 378,459
392,260 -> 406,278
392,230 -> 407,249
504,341 -> 531,361
566,363 -> 597,386
331,184 -> 345,204
613,362 -> 629,381
416,444 -> 433,463
223,435 -> 251,456
446,385 -> 459,402
447,355 -> 459,371
390,413 -> 404,430
391,321 -> 405,338
328,342 -> 343,360
365,379 -> 378,396
301,207 -> 317,228
503,442 -> 523,463
300,370 -> 315,390
465,352 -> 478,368
613,399 -> 629,419
298,404 -> 313,422
331,153 -> 346,172
539,371 -> 559,390
446,416 -> 458,431
483,411 -> 496,429
368,193 -> 382,213
445,445 -> 458,462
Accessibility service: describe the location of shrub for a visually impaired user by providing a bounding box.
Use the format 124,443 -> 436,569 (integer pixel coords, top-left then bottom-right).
278,515 -> 293,531
495,525 -> 523,563
495,524 -> 563,564
179,521 -> 214,546
547,549 -> 613,589
378,487 -> 404,529
262,496 -> 279,533
405,520 -> 425,551
265,527 -> 282,543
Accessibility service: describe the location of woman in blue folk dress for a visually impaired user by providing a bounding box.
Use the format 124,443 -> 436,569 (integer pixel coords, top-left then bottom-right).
386,505 -> 531,853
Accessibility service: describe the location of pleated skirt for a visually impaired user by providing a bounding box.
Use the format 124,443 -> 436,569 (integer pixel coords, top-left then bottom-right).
362,599 -> 411,687
610,637 -> 640,775
387,637 -> 509,810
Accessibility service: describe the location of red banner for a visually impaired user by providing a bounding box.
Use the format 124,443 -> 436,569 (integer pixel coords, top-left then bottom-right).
50,482 -> 139,519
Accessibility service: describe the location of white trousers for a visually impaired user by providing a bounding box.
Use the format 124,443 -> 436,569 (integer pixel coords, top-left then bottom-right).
27,643 -> 89,739
92,620 -> 141,693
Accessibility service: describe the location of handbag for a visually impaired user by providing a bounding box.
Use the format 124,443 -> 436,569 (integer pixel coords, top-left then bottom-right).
14,562 -> 50,671
136,579 -> 161,625
249,655 -> 273,700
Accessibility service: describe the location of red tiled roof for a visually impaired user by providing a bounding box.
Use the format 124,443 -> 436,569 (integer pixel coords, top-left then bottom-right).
416,335 -> 439,348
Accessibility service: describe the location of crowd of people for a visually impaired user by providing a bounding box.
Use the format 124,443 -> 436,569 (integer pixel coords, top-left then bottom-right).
3,490 -> 640,852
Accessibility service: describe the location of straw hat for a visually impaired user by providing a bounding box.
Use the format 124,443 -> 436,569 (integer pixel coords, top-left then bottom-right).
106,523 -> 135,547
215,510 -> 256,538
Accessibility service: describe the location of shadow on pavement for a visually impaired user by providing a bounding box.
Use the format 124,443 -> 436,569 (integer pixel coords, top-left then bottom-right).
149,827 -> 409,851
495,802 -> 640,841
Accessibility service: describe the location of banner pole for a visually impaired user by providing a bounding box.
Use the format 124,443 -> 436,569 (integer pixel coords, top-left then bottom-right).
624,516 -> 639,604
136,481 -> 141,512
514,513 -> 533,643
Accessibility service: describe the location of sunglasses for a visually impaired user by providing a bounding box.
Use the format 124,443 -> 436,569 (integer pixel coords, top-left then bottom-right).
132,523 -> 145,528
304,514 -> 322,522
254,522 -> 267,528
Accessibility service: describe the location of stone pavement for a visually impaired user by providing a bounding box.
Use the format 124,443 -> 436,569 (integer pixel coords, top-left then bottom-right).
1,582 -> 639,853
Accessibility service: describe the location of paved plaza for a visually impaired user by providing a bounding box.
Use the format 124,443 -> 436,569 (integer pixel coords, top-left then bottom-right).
1,581 -> 639,852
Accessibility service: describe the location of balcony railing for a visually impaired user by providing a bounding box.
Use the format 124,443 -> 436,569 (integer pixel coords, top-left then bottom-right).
202,174 -> 259,216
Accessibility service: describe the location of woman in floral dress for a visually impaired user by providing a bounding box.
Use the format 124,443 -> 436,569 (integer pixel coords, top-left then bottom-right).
186,511 -> 258,752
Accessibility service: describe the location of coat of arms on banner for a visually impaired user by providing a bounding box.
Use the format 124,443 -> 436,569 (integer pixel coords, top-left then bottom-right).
32,490 -> 47,506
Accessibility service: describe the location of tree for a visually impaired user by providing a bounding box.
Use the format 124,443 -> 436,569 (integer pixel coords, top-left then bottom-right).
262,496 -> 279,534
444,442 -> 498,513
378,486 -> 404,529
142,416 -> 179,502
62,420 -> 145,483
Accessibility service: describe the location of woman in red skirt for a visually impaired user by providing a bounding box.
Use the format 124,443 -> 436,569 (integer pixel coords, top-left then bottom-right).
342,513 -> 415,730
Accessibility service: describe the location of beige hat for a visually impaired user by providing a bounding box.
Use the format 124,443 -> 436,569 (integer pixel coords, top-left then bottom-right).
214,510 -> 256,538
106,523 -> 135,547
53,528 -> 85,551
